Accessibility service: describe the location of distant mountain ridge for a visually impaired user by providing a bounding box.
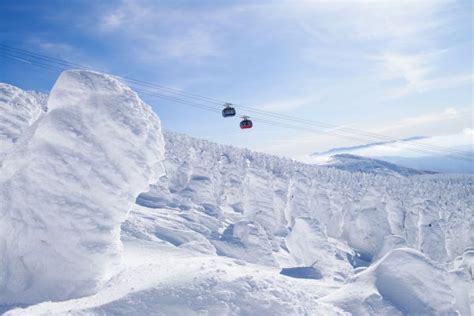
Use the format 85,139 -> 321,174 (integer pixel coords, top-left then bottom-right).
311,136 -> 427,156
310,136 -> 473,174
320,154 -> 437,176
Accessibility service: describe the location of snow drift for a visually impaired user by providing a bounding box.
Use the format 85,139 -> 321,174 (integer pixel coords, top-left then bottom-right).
322,248 -> 467,315
0,71 -> 165,304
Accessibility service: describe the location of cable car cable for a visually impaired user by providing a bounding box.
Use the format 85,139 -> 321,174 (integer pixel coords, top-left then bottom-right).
1,44 -> 471,158
1,46 -> 472,160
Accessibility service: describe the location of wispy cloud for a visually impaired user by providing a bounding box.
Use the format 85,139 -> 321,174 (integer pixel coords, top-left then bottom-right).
347,129 -> 473,158
376,51 -> 473,98
95,0 -> 229,62
371,107 -> 471,135
5,0 -> 470,161
260,106 -> 472,158
278,0 -> 471,99
259,97 -> 315,112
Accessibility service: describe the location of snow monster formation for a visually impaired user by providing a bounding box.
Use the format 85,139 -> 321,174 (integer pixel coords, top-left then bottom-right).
0,71 -> 165,304
0,83 -> 47,165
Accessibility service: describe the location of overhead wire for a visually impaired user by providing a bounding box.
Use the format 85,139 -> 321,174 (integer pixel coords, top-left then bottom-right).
3,44 -> 469,158
129,86 -> 473,159
1,44 -> 471,157
0,44 -> 472,161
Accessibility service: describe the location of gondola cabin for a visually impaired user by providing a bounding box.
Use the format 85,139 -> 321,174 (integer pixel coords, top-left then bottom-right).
240,116 -> 253,129
222,103 -> 236,117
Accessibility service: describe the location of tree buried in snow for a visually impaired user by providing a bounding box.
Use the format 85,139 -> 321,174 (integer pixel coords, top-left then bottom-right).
0,70 -> 165,304
0,83 -> 47,166
322,248 -> 463,314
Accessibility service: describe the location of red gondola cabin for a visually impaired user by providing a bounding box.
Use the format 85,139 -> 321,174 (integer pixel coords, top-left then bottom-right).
240,117 -> 253,129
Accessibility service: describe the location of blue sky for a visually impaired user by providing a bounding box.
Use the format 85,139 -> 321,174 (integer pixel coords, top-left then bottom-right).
0,0 -> 472,158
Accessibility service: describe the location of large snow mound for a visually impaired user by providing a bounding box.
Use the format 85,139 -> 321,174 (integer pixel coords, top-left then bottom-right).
0,83 -> 47,165
0,71 -> 165,305
322,248 -> 467,315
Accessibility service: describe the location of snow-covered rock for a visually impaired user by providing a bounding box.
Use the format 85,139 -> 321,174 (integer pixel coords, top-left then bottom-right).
0,83 -> 47,165
0,71 -> 165,304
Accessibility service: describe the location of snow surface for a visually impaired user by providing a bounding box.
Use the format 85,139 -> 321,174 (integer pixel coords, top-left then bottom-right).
4,238 -> 345,316
0,83 -> 47,166
322,248 -> 465,315
1,76 -> 473,315
0,71 -> 165,305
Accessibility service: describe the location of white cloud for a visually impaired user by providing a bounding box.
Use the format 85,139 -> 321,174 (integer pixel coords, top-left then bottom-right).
259,106 -> 472,158
99,0 -> 152,32
259,97 -> 315,112
377,51 -> 473,98
96,0 -> 227,62
160,30 -> 220,59
352,131 -> 473,158
463,127 -> 474,136
25,38 -> 111,73
371,107 -> 471,135
275,0 -> 470,99
380,52 -> 436,90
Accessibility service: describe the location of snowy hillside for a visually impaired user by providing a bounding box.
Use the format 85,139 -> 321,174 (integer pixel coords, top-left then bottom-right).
380,154 -> 474,174
140,131 -> 472,265
318,154 -> 436,176
1,74 -> 473,315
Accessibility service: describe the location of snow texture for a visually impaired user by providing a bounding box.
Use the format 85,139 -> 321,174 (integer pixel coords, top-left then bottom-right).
0,83 -> 47,166
141,131 -> 473,267
4,240 -> 346,316
0,71 -> 165,304
322,248 -> 466,315
0,78 -> 472,315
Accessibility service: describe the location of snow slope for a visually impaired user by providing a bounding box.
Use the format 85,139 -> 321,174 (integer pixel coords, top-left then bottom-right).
5,238 -> 345,316
0,71 -> 165,305
0,78 -> 472,315
380,154 -> 474,174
